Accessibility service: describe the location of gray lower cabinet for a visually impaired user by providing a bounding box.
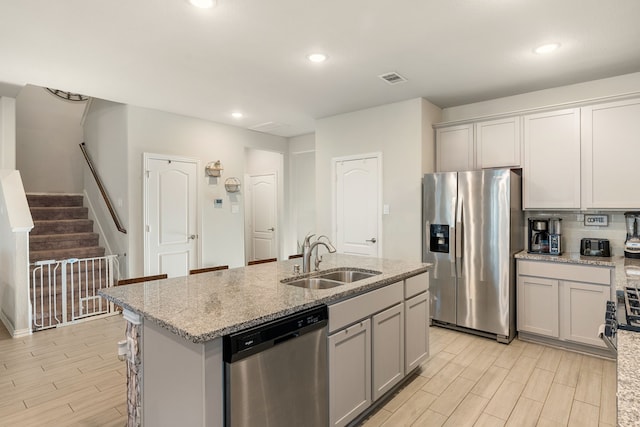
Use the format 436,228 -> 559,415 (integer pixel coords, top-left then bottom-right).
328,274 -> 430,426
328,319 -> 371,427
516,259 -> 613,350
404,291 -> 429,373
372,303 -> 404,401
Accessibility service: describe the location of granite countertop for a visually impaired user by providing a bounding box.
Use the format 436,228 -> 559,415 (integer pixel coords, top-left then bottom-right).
99,254 -> 430,344
618,330 -> 640,426
514,250 -> 618,267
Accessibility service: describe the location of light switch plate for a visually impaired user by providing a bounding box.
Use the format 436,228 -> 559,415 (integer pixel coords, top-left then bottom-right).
383,204 -> 390,215
231,204 -> 239,214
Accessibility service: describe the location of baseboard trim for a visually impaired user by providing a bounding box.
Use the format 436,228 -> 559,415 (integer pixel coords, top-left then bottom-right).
518,331 -> 615,360
0,309 -> 32,338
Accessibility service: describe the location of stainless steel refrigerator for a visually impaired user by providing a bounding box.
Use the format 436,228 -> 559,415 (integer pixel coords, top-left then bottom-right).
422,168 -> 523,343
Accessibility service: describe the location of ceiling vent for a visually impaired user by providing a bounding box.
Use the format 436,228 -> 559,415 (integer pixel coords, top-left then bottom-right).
378,72 -> 407,85
248,121 -> 289,134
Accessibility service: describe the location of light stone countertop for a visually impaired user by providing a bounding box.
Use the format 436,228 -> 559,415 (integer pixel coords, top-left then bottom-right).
618,330 -> 640,427
99,254 -> 430,344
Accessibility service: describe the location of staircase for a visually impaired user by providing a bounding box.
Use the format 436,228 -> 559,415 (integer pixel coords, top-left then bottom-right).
27,194 -> 113,330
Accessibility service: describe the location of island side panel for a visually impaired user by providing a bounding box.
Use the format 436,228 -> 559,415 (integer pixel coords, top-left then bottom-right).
142,320 -> 224,427
126,320 -> 142,427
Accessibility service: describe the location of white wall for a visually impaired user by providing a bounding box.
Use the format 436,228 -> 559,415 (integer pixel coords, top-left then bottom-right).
289,133 -> 315,254
315,98 -> 441,262
16,85 -> 86,193
441,72 -> 640,123
126,106 -> 288,275
83,99 -> 130,274
0,97 -> 16,170
0,170 -> 33,337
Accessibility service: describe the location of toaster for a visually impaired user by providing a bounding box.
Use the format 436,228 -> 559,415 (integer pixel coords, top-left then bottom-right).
580,238 -> 611,257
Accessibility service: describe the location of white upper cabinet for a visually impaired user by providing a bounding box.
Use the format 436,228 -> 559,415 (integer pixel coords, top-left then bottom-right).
436,124 -> 474,172
436,118 -> 521,172
475,117 -> 521,169
523,108 -> 581,209
581,98 -> 640,209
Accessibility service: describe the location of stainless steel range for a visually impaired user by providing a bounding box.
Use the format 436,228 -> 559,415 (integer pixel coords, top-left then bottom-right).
601,278 -> 640,352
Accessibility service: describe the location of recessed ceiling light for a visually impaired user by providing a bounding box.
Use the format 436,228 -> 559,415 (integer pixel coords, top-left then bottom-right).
231,112 -> 243,119
307,53 -> 328,63
533,43 -> 561,54
189,0 -> 215,8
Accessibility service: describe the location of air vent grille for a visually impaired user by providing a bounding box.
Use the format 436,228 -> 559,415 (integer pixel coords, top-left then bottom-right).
248,121 -> 289,134
378,72 -> 407,85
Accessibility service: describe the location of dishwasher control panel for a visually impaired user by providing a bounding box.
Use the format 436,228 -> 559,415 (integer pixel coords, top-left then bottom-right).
223,305 -> 328,362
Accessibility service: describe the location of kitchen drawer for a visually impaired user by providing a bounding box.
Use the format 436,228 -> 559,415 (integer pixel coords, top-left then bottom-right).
328,282 -> 403,333
517,260 -> 611,286
404,273 -> 428,299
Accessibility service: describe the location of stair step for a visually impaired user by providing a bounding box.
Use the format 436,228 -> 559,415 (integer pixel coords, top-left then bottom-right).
31,219 -> 94,235
30,246 -> 106,263
27,193 -> 83,208
26,194 -> 83,208
30,206 -> 89,221
30,233 -> 99,251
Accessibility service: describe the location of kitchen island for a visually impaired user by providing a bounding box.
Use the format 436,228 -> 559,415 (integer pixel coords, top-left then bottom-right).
99,254 -> 430,427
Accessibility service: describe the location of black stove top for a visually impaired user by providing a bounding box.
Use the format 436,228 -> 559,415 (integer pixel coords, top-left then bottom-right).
621,286 -> 640,331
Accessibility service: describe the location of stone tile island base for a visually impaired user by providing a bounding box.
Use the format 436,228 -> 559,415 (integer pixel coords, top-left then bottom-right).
123,310 -> 142,427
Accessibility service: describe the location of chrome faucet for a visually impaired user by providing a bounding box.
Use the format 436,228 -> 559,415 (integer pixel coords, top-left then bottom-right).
302,234 -> 336,273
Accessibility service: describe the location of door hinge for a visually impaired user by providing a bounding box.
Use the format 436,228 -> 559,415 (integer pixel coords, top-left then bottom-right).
145,170 -> 150,178
145,225 -> 150,232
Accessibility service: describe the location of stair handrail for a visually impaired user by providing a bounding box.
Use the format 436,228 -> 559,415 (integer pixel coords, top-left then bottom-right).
79,142 -> 127,234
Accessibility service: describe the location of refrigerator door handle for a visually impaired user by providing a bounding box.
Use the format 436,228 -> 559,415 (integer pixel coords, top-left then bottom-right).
455,199 -> 463,277
450,226 -> 456,277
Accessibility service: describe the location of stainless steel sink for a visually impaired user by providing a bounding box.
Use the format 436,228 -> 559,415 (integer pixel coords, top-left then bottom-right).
282,269 -> 381,289
285,278 -> 345,289
315,270 -> 380,283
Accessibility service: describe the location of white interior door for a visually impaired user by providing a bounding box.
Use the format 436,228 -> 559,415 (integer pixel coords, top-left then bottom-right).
248,173 -> 277,261
335,155 -> 381,257
145,155 -> 198,278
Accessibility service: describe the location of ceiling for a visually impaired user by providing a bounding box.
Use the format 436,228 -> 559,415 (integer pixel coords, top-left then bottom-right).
1,0 -> 639,137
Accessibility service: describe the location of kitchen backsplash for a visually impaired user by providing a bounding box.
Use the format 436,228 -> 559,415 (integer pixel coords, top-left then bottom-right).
526,211 -> 628,256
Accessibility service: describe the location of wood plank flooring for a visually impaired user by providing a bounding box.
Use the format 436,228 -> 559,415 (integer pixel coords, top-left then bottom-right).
0,315 -> 126,426
0,316 -> 616,427
360,326 -> 617,427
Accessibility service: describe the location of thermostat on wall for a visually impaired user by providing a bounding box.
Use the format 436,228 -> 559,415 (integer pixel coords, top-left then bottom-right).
214,199 -> 223,208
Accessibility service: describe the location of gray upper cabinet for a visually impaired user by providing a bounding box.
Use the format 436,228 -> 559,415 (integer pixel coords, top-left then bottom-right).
436,117 -> 521,172
475,117 -> 521,169
523,108 -> 581,209
436,124 -> 474,172
581,98 -> 640,209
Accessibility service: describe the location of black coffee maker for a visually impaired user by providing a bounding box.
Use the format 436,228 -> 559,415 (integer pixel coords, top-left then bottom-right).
528,218 -> 550,254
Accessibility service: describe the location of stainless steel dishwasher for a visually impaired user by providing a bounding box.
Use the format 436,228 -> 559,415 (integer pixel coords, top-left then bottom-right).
223,305 -> 328,427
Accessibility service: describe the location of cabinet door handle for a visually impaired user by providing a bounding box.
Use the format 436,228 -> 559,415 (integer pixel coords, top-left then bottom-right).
366,237 -> 377,243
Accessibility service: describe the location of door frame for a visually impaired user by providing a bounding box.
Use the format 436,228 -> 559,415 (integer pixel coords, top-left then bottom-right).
143,152 -> 202,275
331,152 -> 383,257
243,170 -> 280,263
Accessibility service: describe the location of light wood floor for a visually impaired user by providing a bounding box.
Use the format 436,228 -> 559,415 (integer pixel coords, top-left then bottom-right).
360,326 -> 617,427
0,315 -> 127,426
0,317 -> 616,427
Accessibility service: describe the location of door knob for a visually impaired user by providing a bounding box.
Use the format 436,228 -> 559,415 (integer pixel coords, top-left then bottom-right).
268,227 -> 275,231
189,235 -> 197,240
366,237 -> 377,243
